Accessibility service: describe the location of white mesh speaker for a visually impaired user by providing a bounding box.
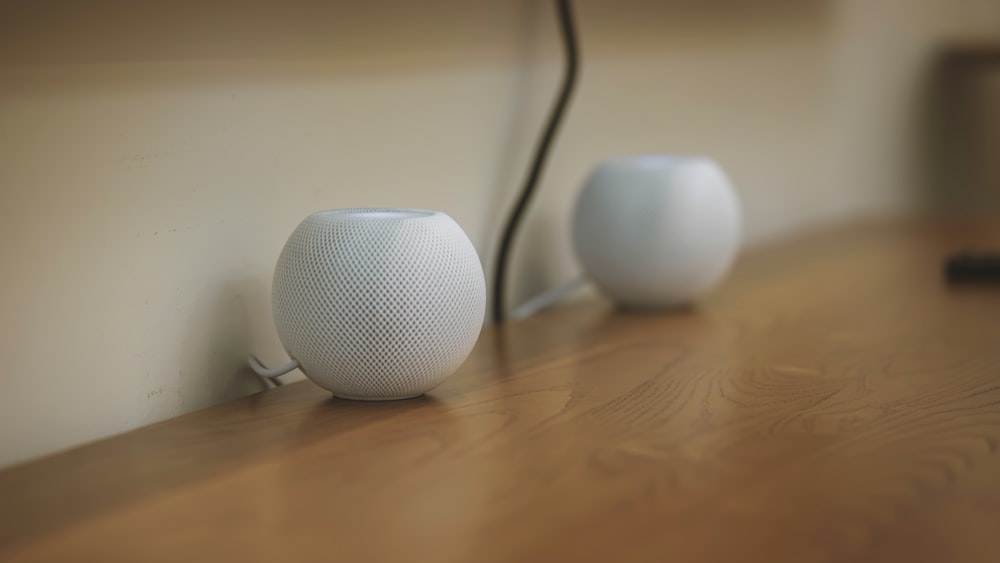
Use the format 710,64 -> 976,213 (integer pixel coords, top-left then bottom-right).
572,155 -> 741,308
271,208 -> 486,400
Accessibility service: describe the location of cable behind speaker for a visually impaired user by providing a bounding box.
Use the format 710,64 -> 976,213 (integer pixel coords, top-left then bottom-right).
491,0 -> 579,323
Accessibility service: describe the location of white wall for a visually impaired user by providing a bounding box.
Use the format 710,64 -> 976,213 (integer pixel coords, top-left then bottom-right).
1,0 -> 997,467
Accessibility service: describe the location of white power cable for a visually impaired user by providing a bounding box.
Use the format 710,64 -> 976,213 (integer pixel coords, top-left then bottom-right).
248,355 -> 299,384
510,276 -> 587,321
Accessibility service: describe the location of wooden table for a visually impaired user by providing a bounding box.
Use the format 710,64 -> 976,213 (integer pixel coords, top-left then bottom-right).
2,219 -> 1000,562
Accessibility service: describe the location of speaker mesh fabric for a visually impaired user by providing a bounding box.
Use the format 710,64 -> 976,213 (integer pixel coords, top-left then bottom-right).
272,209 -> 485,399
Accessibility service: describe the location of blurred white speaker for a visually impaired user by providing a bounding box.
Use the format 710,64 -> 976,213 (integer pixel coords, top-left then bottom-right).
263,208 -> 485,400
572,155 -> 741,308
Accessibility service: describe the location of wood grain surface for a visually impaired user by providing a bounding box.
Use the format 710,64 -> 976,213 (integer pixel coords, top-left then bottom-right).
1,218 -> 1000,562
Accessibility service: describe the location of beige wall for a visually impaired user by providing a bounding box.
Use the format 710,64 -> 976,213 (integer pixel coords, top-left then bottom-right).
1,0 -> 997,468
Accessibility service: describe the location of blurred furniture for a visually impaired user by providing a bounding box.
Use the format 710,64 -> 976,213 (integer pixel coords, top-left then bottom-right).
1,219 -> 999,562
930,43 -> 1000,211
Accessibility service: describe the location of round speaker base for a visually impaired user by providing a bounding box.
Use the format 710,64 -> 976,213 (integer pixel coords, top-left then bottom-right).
333,393 -> 425,402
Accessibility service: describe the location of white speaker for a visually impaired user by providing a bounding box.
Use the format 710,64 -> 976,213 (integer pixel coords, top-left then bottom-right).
269,208 -> 486,400
572,155 -> 742,308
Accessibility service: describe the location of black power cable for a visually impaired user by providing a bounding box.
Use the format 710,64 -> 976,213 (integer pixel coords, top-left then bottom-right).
491,0 -> 579,323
